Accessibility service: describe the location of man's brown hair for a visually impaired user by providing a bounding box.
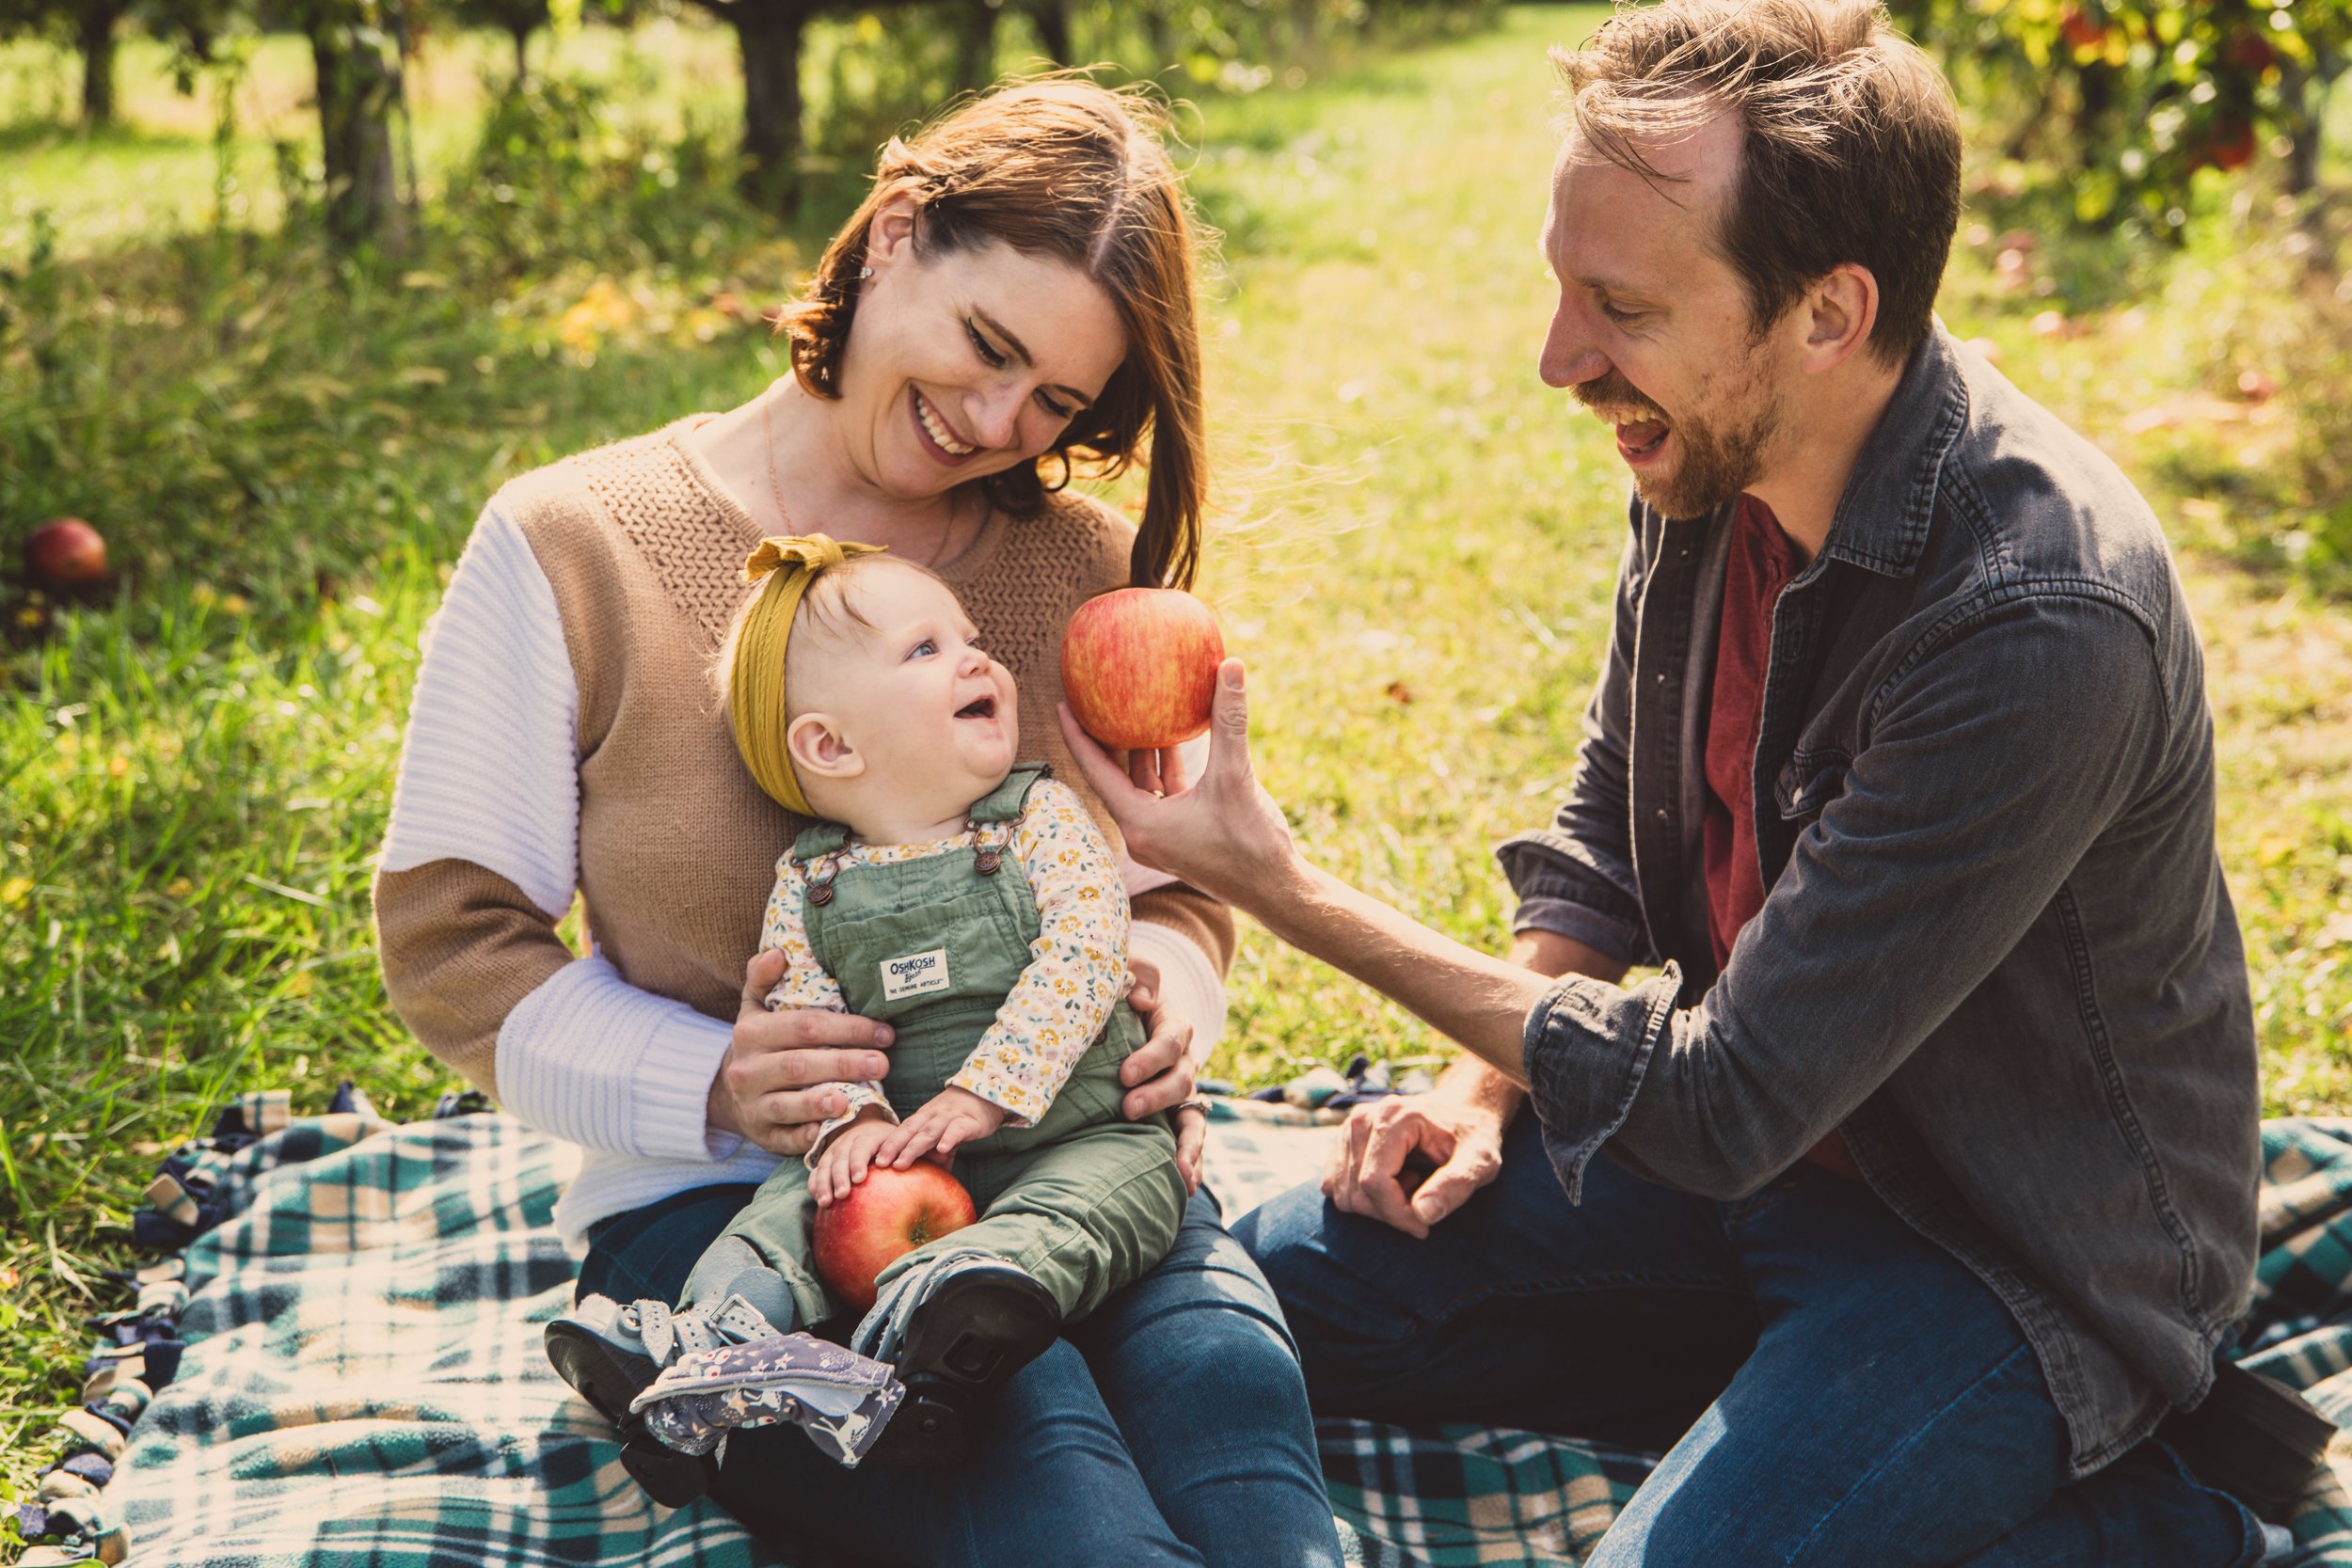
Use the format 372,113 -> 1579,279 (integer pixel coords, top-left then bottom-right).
780,80 -> 1208,592
1556,0 -> 1962,369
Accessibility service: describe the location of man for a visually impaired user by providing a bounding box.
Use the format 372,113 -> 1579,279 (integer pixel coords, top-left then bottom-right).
1058,0 -> 2270,1561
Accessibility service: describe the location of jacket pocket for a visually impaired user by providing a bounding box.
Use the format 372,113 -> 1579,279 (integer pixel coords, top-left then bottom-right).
1774,752 -> 1851,821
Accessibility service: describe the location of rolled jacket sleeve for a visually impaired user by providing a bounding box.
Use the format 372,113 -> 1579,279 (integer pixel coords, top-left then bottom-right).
1496,506 -> 1654,967
1523,594 -> 2170,1203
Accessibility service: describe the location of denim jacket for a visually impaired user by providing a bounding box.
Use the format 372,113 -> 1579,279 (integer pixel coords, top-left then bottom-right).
1498,324 -> 2260,1478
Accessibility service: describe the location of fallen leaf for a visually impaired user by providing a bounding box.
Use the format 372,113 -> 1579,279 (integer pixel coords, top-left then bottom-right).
1386,682 -> 1414,705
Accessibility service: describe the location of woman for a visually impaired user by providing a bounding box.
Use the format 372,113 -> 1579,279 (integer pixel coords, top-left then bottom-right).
373,81 -> 1343,1567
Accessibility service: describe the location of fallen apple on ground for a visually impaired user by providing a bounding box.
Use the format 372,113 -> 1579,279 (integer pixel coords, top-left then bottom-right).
812,1161 -> 979,1314
25,517 -> 107,593
1060,587 -> 1226,752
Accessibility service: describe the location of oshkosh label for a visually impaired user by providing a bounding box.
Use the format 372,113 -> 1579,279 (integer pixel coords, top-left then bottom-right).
881,947 -> 950,1002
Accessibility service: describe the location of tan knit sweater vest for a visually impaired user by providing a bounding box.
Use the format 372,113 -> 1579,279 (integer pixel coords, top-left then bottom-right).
484,417 -> 1225,1031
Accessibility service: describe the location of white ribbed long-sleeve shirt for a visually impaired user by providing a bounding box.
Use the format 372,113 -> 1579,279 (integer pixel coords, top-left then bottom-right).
380,499 -> 1225,1249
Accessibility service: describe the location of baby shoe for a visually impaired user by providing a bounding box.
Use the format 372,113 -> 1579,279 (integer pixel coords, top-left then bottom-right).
632,1333 -> 904,1469
851,1251 -> 1061,1466
545,1271 -> 797,1506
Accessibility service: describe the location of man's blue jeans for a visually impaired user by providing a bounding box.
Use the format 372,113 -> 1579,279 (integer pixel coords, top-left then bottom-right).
581,1184 -> 1343,1568
1232,1115 -> 2267,1566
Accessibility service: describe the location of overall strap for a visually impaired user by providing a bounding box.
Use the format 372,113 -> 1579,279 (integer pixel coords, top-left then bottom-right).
789,818 -> 854,907
968,763 -> 1051,825
790,818 -> 852,861
966,763 -> 1050,879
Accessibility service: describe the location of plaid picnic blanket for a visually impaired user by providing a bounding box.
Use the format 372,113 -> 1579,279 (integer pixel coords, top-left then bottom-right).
23,1098 -> 2352,1567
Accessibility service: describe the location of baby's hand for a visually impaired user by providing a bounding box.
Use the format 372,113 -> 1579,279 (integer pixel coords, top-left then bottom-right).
813,1108 -> 898,1207
872,1087 -> 1007,1171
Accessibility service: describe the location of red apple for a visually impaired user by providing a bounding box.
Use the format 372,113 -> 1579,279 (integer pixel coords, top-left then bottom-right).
25,517 -> 107,592
812,1162 -> 978,1314
2208,119 -> 2258,172
1060,588 -> 1226,752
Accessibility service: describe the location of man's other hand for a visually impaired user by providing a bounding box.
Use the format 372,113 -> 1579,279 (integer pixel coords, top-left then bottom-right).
1324,1091 -> 1508,1240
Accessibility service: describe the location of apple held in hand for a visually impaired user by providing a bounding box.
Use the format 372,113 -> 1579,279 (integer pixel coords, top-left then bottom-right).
25,517 -> 108,594
813,1162 -> 979,1314
1060,588 -> 1225,752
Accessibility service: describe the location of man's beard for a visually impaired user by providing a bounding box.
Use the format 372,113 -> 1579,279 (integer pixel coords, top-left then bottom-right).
1574,363 -> 1782,521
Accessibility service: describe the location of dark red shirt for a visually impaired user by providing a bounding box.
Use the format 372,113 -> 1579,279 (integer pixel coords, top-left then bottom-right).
1702,495 -> 1861,1180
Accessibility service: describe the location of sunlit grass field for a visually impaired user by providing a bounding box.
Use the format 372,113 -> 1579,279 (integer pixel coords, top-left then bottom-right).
5,3 -> 2350,1513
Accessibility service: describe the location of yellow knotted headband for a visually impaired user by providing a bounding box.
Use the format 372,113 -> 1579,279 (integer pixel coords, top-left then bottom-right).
729,533 -> 889,816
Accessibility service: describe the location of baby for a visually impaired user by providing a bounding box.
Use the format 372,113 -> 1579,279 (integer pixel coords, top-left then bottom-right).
547,535 -> 1187,1500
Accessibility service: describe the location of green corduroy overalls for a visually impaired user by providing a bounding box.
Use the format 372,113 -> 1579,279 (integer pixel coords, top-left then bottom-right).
708,765 -> 1187,1332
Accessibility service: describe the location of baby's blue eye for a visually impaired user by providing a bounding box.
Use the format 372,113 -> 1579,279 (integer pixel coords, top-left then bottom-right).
910,639 -> 937,658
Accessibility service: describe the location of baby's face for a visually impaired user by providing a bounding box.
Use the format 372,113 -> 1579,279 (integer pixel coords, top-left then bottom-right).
795,565 -> 1019,830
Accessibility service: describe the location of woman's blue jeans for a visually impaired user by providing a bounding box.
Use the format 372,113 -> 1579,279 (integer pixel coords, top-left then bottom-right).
580,1182 -> 1342,1568
1232,1114 -> 2269,1568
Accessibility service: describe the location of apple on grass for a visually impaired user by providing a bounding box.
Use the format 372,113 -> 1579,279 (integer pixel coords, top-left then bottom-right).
1060,588 -> 1226,752
24,517 -> 108,595
812,1162 -> 979,1315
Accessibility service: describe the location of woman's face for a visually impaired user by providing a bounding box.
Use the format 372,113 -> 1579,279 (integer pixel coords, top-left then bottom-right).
836,208 -> 1129,502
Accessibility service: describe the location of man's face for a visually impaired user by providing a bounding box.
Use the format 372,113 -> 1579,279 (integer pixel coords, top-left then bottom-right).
1539,112 -> 1788,520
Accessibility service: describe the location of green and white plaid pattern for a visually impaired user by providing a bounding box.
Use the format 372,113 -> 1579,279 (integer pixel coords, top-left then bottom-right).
52,1107 -> 2352,1566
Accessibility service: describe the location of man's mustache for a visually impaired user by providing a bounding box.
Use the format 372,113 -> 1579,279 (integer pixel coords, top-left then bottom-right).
1572,370 -> 1667,424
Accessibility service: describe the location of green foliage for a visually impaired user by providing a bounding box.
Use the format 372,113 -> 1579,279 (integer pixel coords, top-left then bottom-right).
1890,0 -> 2347,232
437,68 -> 751,279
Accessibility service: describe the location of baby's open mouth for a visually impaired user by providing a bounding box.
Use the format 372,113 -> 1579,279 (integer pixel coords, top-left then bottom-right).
956,697 -> 997,720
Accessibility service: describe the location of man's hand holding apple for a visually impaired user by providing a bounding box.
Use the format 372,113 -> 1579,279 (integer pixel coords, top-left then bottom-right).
1057,658 -> 1303,911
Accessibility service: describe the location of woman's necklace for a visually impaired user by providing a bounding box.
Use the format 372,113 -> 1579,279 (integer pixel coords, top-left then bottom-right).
758,380 -> 977,567
761,381 -> 800,534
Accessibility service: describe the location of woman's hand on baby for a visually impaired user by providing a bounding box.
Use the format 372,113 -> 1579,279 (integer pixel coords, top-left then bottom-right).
811,1110 -> 899,1207
1120,958 -> 1207,1196
873,1086 -> 1007,1169
710,949 -> 898,1157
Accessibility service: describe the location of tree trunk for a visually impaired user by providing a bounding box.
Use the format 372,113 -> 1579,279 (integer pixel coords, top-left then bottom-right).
2279,52 -> 2337,273
730,0 -> 812,213
1025,0 -> 1071,65
1140,0 -> 1176,75
509,23 -> 532,88
79,0 -> 125,128
310,15 -> 411,253
955,0 -> 1000,91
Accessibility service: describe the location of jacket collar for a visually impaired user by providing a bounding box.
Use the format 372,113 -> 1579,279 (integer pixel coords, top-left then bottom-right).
1814,322 -> 1972,579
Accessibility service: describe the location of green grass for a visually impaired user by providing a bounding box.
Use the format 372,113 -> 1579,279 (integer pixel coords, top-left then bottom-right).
5,1 -> 2352,1527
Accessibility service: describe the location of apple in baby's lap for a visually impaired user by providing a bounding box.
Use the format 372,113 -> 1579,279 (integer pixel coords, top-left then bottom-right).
813,1163 -> 980,1314
1060,588 -> 1225,752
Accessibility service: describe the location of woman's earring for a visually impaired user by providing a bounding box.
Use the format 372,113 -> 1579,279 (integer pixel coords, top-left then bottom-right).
857,265 -> 874,280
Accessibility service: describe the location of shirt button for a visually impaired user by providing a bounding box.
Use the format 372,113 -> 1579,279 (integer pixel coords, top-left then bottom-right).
1653,807 -> 1671,822
1654,673 -> 1667,686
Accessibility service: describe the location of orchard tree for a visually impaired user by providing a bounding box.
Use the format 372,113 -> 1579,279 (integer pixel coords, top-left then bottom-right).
448,0 -> 548,87
284,0 -> 414,254
0,0 -> 135,125
684,0 -> 819,207
1891,0 -> 2350,245
683,0 -> 934,211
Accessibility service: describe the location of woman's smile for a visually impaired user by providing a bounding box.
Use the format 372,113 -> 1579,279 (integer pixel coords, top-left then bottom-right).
912,388 -> 980,463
